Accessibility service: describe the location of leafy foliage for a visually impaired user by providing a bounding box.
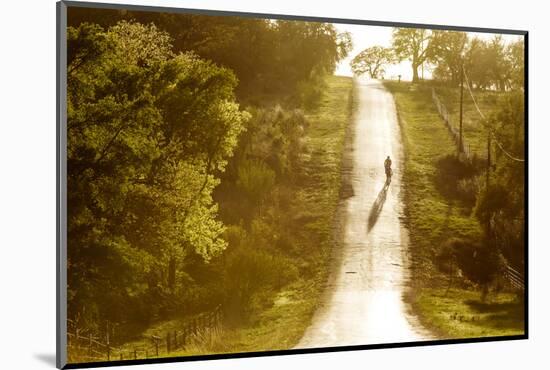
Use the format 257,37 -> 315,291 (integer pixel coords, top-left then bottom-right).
236,160 -> 276,207
392,28 -> 432,82
463,36 -> 523,91
427,31 -> 467,85
440,237 -> 504,298
66,9 -> 350,344
67,21 -> 249,329
350,46 -> 394,78
474,93 -> 525,269
68,9 -> 352,105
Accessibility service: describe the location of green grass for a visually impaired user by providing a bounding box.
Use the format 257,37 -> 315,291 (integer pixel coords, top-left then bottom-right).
413,288 -> 524,339
116,75 -> 354,358
433,83 -> 506,158
384,81 -> 482,284
384,80 -> 524,338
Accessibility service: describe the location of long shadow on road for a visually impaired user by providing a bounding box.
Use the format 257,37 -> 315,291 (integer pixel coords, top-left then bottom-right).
367,179 -> 390,233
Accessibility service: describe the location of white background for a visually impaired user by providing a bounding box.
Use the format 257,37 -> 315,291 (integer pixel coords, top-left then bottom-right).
0,0 -> 547,369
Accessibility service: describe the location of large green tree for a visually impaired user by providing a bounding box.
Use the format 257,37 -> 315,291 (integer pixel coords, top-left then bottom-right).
350,46 -> 393,78
67,8 -> 351,105
67,21 -> 249,328
427,30 -> 468,85
392,28 -> 431,82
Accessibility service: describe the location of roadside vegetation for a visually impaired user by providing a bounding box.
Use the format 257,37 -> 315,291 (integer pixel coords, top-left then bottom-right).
159,76 -> 353,356
66,7 -> 353,362
382,29 -> 524,338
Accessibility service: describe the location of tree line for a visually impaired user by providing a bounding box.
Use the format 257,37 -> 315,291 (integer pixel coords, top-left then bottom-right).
352,29 -> 524,91
66,8 -> 351,342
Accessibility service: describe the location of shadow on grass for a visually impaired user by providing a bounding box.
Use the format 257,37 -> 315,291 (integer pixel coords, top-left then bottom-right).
465,299 -> 521,313
465,298 -> 525,332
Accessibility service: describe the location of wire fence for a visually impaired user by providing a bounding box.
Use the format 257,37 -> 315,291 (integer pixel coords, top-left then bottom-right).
504,265 -> 525,291
431,84 -> 525,293
431,87 -> 473,160
67,305 -> 223,363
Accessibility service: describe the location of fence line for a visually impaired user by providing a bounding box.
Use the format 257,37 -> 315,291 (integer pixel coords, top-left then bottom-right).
67,305 -> 223,363
504,265 -> 525,291
431,88 -> 525,293
431,88 -> 473,160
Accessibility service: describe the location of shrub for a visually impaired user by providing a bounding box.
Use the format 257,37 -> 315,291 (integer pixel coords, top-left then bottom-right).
457,176 -> 481,204
439,237 -> 504,300
236,159 -> 276,207
295,77 -> 325,110
224,246 -> 299,320
434,154 -> 484,204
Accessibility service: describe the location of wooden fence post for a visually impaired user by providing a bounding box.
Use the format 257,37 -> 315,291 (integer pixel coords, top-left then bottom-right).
166,332 -> 171,352
174,330 -> 178,349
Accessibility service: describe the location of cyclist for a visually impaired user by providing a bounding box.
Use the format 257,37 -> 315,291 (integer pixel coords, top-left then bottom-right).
384,156 -> 392,181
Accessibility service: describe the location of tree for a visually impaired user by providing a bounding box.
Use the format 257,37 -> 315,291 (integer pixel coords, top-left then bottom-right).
485,35 -> 511,91
474,92 -> 525,269
68,8 -> 352,105
67,21 -> 249,328
350,46 -> 393,78
427,30 -> 468,85
392,28 -> 431,82
506,40 -> 524,90
463,37 -> 492,89
451,238 -> 504,301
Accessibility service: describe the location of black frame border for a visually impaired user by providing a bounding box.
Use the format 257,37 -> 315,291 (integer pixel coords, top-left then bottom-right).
56,1 -> 529,369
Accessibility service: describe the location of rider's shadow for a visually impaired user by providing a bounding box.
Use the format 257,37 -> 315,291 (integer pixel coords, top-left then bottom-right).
367,179 -> 390,233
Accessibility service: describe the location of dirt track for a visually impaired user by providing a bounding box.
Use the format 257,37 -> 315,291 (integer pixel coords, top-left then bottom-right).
296,78 -> 432,348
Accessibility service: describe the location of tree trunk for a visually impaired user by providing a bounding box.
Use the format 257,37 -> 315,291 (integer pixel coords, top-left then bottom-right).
168,256 -> 176,291
481,284 -> 489,302
412,63 -> 420,83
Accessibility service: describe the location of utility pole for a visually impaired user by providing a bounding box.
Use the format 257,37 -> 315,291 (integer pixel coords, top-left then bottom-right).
459,63 -> 464,153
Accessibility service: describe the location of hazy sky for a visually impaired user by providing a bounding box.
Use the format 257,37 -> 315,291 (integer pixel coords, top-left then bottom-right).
334,24 -> 523,80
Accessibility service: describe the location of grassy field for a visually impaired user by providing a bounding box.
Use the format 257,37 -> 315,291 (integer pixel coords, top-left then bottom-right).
118,75 -> 355,357
384,80 -> 524,339
414,288 -> 524,339
433,83 -> 505,158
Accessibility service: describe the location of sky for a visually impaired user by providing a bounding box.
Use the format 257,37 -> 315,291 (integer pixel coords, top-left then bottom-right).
333,24 -> 523,80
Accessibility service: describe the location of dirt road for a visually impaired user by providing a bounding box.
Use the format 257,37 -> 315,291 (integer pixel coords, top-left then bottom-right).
297,78 -> 432,348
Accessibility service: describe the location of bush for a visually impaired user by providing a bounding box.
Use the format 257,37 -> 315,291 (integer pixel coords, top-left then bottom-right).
436,238 -> 459,275
439,237 -> 504,300
435,154 -> 484,204
224,224 -> 248,251
236,159 -> 276,208
296,78 -> 325,110
457,176 -> 481,204
224,246 -> 299,320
